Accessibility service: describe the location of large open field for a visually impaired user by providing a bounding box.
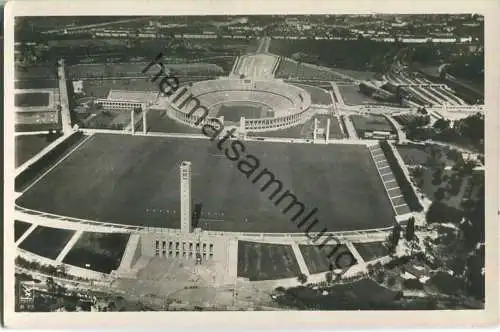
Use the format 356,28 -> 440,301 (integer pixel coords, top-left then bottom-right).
338,85 -> 384,106
275,57 -> 351,82
289,83 -> 333,105
18,225 -> 75,260
142,110 -> 202,134
354,241 -> 388,262
15,92 -> 50,107
14,220 -> 32,242
269,39 -> 396,73
15,111 -> 60,132
299,244 -> 353,274
18,134 -> 395,232
62,232 -> 130,274
237,241 -> 300,280
350,114 -> 395,136
15,134 -> 61,167
15,79 -> 58,90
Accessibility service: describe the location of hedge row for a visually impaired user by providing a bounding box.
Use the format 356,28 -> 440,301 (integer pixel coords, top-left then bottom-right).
15,131 -> 85,192
380,140 -> 423,212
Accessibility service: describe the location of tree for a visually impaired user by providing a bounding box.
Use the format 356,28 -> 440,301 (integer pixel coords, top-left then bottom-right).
426,201 -> 463,224
56,264 -> 67,277
375,270 -> 385,284
433,118 -> 450,131
325,272 -> 333,283
465,244 -> 485,300
63,293 -> 78,312
386,223 -> 402,254
405,217 -> 416,241
297,273 -> 308,284
461,185 -> 485,247
432,169 -> 443,186
46,277 -> 56,293
434,187 -> 446,201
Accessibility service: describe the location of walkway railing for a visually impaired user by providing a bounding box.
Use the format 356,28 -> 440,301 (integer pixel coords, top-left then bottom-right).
14,205 -> 392,242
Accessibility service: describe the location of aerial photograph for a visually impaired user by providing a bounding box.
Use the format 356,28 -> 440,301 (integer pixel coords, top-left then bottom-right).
12,14 -> 485,312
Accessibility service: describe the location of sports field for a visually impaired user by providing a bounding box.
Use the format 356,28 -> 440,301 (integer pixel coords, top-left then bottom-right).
15,111 -> 60,132
299,244 -> 353,274
237,241 -> 300,281
18,134 -> 395,232
15,79 -> 58,89
353,241 -> 388,262
15,92 -> 50,107
142,110 -> 201,134
275,58 -> 350,82
15,134 -> 61,167
338,85 -> 383,106
62,232 -> 130,274
15,220 -> 31,242
350,114 -> 395,134
290,83 -> 332,105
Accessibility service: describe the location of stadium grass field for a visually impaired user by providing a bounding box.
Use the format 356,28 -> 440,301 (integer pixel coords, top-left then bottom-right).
216,103 -> 269,122
18,133 -> 395,233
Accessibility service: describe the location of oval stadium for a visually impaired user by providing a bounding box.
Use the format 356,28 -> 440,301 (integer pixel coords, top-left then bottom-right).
165,79 -> 311,132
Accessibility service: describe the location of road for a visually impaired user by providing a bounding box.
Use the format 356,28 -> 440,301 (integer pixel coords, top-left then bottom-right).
57,59 -> 73,134
257,36 -> 272,53
43,17 -> 153,34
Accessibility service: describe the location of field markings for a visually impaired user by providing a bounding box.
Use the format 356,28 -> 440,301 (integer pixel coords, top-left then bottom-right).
22,134 -> 93,193
393,203 -> 408,208
386,184 -> 399,191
